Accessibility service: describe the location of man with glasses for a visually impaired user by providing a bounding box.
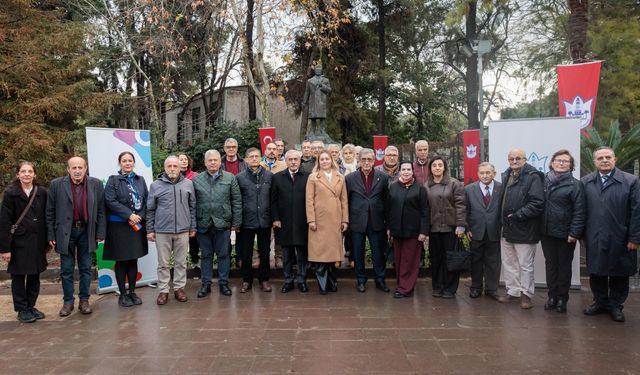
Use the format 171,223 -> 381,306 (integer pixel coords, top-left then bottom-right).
346,149 -> 390,293
498,148 -> 544,309
220,138 -> 246,176
582,147 -> 640,322
375,145 -> 400,185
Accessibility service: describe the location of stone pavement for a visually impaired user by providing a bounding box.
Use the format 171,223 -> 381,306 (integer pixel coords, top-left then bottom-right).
0,278 -> 638,374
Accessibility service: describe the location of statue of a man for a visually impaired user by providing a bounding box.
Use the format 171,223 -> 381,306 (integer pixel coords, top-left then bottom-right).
303,64 -> 332,141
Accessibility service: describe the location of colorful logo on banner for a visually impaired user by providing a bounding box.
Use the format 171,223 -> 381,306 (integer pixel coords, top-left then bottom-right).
528,152 -> 549,173
113,130 -> 152,167
557,61 -> 602,130
372,135 -> 388,167
462,130 -> 480,185
259,127 -> 276,155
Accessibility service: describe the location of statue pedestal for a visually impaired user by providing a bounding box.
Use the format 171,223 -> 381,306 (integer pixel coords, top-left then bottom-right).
304,131 -> 334,144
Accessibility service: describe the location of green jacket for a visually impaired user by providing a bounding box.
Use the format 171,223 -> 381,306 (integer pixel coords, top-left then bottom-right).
192,170 -> 242,232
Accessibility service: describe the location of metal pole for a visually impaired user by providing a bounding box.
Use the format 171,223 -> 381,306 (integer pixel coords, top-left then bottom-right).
477,53 -> 484,162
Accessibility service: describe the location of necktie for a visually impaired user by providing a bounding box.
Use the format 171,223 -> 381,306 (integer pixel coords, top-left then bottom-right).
291,172 -> 295,183
483,185 -> 491,207
601,174 -> 609,190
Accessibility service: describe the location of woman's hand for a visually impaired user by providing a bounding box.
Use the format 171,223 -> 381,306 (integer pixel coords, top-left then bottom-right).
1,253 -> 10,262
455,226 -> 465,238
129,213 -> 142,224
341,222 -> 348,232
418,234 -> 427,242
309,222 -> 317,231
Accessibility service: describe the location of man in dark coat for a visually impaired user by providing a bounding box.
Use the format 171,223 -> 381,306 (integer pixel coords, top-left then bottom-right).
582,146 -> 640,322
236,147 -> 274,293
498,149 -> 544,309
465,162 -> 503,301
271,149 -> 310,293
346,148 -> 390,293
46,157 -> 106,317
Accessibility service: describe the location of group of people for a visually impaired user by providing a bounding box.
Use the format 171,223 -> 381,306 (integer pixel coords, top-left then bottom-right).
0,137 -> 637,324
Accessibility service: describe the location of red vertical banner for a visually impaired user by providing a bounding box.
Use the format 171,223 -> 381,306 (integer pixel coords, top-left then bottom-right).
258,127 -> 276,155
557,61 -> 602,131
463,130 -> 480,185
373,135 -> 388,167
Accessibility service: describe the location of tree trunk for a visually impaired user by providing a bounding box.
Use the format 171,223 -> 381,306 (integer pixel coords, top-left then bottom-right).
567,0 -> 589,63
377,0 -> 386,134
465,0 -> 479,130
246,0 -> 257,120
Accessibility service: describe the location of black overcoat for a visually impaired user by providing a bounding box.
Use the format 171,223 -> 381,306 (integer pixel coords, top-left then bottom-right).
0,183 -> 48,274
582,168 -> 640,276
345,168 -> 388,233
271,169 -> 309,246
386,181 -> 430,239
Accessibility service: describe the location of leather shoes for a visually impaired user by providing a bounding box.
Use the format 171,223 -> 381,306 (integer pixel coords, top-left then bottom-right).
442,291 -> 455,299
357,283 -> 366,293
544,298 -> 557,310
197,285 -> 211,298
610,308 -> 625,322
556,299 -> 567,313
78,300 -> 92,314
584,303 -> 608,316
220,284 -> 232,296
156,292 -> 169,305
281,282 -> 294,293
174,288 -> 188,302
30,307 -> 45,320
375,281 -> 390,293
486,292 -> 501,301
520,295 -> 533,309
393,291 -> 408,298
240,282 -> 252,293
432,290 -> 443,298
469,289 -> 481,299
260,281 -> 272,292
298,282 -> 309,293
59,303 -> 74,317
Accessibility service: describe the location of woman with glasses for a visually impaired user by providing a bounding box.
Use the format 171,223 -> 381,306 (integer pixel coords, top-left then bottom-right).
540,150 -> 585,313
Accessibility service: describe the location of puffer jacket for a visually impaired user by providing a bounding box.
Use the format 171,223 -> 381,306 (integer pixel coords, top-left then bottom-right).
236,166 -> 272,229
192,170 -> 242,231
541,171 -> 586,239
500,163 -> 544,244
425,175 -> 466,233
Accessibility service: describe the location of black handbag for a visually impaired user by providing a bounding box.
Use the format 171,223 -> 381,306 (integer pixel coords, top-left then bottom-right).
446,237 -> 471,273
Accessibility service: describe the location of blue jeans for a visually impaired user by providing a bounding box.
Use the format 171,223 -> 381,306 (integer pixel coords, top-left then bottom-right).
60,226 -> 92,304
352,224 -> 386,284
198,228 -> 230,287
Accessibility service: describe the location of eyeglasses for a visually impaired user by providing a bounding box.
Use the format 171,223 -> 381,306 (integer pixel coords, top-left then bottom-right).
385,154 -> 398,157
553,159 -> 571,165
360,158 -> 374,163
508,157 -> 524,162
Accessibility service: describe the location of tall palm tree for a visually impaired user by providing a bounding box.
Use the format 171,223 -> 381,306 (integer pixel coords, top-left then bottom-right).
581,120 -> 640,175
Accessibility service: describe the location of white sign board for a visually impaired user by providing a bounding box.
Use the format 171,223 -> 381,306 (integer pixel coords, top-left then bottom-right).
488,117 -> 582,288
85,127 -> 158,294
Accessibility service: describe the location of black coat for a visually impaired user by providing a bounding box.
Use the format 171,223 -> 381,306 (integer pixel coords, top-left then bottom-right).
386,180 -> 430,239
500,163 -> 544,244
104,173 -> 149,220
271,169 -> 309,246
236,167 -> 273,229
541,172 -> 586,239
345,169 -> 388,233
0,184 -> 48,274
582,168 -> 640,276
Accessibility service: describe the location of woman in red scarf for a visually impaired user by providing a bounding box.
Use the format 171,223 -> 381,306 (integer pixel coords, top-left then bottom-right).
386,161 -> 430,298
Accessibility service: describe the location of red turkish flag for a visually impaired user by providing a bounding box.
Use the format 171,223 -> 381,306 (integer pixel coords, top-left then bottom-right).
462,130 -> 480,185
258,127 -> 276,155
373,135 -> 388,167
557,61 -> 602,131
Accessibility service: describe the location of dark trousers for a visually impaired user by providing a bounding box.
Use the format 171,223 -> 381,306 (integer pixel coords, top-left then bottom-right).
238,227 -> 271,283
470,234 -> 501,294
283,245 -> 308,284
429,232 -> 460,294
11,274 -> 40,312
114,259 -> 138,295
393,238 -> 422,294
189,236 -> 200,265
198,228 -> 230,286
541,235 -> 576,301
344,229 -> 354,263
315,262 -> 337,292
352,224 -> 386,284
60,226 -> 92,304
589,274 -> 630,310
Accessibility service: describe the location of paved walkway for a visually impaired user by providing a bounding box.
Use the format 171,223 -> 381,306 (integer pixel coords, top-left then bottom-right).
0,278 -> 638,374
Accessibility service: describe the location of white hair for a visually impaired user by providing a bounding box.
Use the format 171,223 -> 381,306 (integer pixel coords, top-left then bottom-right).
204,149 -> 221,160
415,140 -> 429,150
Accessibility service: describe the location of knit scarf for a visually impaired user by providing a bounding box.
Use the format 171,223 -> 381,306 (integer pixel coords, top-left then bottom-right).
382,162 -> 399,176
398,175 -> 414,188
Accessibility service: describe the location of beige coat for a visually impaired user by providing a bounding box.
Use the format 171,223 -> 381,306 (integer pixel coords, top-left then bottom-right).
306,170 -> 349,262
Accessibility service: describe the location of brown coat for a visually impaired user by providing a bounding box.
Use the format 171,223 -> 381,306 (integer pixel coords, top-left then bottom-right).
306,170 -> 349,262
425,175 -> 466,233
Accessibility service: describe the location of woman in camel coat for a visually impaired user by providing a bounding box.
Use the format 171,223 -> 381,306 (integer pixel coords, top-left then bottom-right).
306,150 -> 349,294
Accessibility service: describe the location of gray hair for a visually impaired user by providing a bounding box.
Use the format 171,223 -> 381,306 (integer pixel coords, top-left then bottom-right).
342,143 -> 355,152
204,149 -> 221,160
359,148 -> 374,158
224,138 -> 238,146
414,140 -> 429,150
385,145 -> 399,154
327,144 -> 341,152
478,161 -> 495,171
285,149 -> 302,159
164,155 -> 179,166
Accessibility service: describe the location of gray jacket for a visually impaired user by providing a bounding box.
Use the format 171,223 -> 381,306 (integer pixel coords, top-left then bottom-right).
146,173 -> 196,234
